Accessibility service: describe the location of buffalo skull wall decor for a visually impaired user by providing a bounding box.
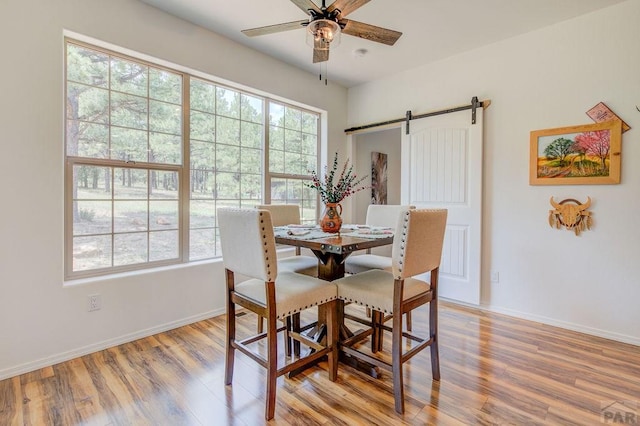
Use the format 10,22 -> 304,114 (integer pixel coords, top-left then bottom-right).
548,197 -> 593,236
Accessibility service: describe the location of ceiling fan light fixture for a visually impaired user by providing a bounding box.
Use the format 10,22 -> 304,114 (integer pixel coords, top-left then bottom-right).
241,0 -> 402,66
306,19 -> 341,48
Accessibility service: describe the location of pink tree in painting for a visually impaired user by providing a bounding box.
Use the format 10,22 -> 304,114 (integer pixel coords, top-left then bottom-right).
572,130 -> 611,171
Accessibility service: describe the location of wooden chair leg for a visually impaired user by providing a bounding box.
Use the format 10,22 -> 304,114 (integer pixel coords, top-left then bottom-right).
292,313 -> 301,356
371,310 -> 383,353
224,271 -> 236,385
284,316 -> 292,357
265,314 -> 278,420
225,307 -> 236,385
263,280 -> 279,421
429,298 -> 440,381
257,316 -> 264,334
371,310 -> 384,353
377,311 -> 385,352
392,310 -> 405,414
405,311 -> 412,332
326,300 -> 338,381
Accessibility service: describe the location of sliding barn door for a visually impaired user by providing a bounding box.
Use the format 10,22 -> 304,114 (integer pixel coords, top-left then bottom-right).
401,109 -> 483,305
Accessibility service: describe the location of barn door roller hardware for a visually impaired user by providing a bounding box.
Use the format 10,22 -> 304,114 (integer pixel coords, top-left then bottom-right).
344,97 -> 491,135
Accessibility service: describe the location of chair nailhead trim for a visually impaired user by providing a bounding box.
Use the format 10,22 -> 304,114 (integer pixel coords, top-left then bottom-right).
397,212 -> 410,274
337,296 -> 391,314
259,211 -> 273,279
277,295 -> 338,319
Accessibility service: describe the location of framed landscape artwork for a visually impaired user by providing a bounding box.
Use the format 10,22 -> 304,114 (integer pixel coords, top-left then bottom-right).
529,120 -> 622,185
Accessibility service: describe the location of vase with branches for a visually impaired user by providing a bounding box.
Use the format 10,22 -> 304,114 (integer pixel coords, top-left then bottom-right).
305,152 -> 368,233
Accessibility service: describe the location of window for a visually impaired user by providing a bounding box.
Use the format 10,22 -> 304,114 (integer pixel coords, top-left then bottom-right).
65,39 -> 319,278
268,102 -> 319,225
188,79 -> 265,260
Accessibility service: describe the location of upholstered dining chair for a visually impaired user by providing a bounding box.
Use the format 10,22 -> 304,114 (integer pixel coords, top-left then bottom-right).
256,204 -> 318,276
255,204 -> 318,344
218,208 -> 338,420
335,208 -> 447,414
345,204 -> 415,330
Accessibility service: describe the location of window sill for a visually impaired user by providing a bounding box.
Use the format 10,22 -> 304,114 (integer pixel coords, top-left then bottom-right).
63,257 -> 224,287
64,247 -> 298,287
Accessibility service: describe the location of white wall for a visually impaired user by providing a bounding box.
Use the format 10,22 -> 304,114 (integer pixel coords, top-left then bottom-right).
348,0 -> 640,344
352,129 -> 402,257
0,0 -> 348,379
353,128 -> 402,222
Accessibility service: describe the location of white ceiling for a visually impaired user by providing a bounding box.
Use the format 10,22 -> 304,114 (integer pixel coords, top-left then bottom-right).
140,0 -> 625,88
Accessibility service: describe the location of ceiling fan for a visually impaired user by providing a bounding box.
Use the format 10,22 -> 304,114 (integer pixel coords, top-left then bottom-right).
241,0 -> 402,63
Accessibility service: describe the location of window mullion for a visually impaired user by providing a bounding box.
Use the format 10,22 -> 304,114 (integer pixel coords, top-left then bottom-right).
67,157 -> 181,172
264,100 -> 271,203
181,75 -> 191,263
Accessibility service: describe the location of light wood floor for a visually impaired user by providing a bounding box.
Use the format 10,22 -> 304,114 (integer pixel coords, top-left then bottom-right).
2,301 -> 639,425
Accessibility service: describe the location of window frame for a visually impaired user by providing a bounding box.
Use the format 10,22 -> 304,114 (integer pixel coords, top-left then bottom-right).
64,37 -> 321,280
264,99 -> 321,225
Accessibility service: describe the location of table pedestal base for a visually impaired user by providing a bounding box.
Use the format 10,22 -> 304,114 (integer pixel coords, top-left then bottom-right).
287,301 -> 380,379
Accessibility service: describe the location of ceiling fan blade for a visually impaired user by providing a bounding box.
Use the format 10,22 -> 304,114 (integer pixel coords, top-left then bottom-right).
313,39 -> 330,63
341,19 -> 402,46
327,0 -> 370,18
242,20 -> 308,37
290,0 -> 321,15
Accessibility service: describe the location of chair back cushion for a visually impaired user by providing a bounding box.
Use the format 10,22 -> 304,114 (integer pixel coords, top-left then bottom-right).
256,204 -> 301,227
218,208 -> 277,281
392,209 -> 447,279
366,204 -> 415,227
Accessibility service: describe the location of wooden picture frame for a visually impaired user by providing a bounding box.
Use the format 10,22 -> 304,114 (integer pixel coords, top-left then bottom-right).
530,120 -> 622,185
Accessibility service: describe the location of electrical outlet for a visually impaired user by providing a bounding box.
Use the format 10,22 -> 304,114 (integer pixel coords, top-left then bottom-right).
490,271 -> 499,283
88,294 -> 101,312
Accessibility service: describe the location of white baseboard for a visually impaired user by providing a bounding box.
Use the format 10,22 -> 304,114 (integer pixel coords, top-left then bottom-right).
0,308 -> 225,381
441,297 -> 640,347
